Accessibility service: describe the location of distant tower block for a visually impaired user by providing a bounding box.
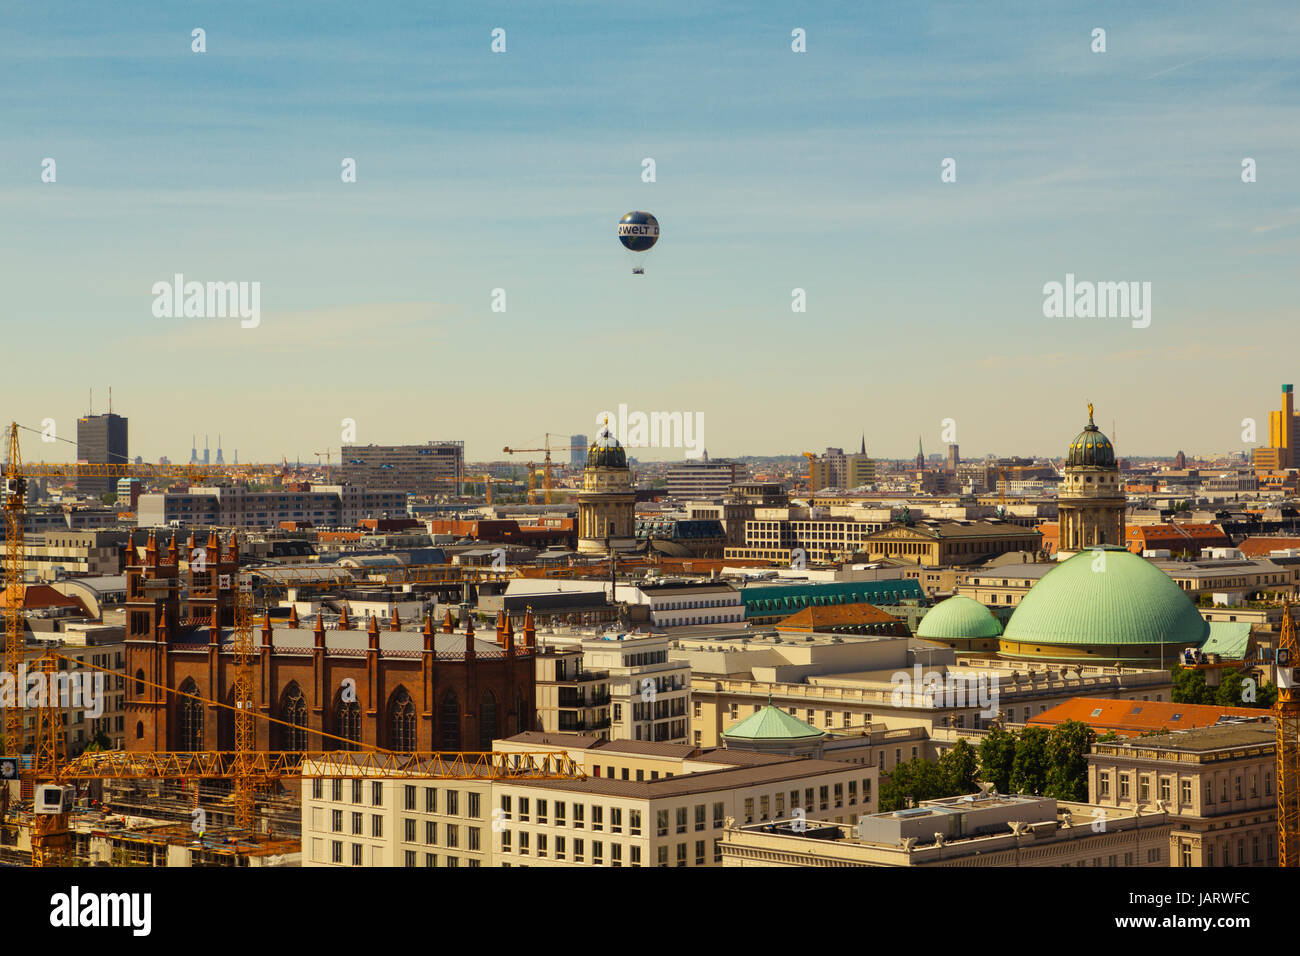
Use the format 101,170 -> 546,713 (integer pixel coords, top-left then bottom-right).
1057,403 -> 1126,557
216,434 -> 224,464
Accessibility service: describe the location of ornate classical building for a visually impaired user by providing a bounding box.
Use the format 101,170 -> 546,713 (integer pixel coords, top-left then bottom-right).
123,531 -> 535,754
1057,403 -> 1125,555
577,422 -> 636,554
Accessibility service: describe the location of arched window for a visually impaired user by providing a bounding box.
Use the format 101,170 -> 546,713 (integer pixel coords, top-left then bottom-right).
135,721 -> 144,740
390,688 -> 416,751
479,691 -> 498,751
336,695 -> 361,751
515,691 -> 527,734
178,678 -> 203,751
281,682 -> 308,751
439,691 -> 460,751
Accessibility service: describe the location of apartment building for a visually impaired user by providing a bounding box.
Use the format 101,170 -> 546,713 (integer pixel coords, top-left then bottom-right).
300,760 -> 493,868
1088,721 -> 1277,867
624,581 -> 744,628
666,457 -> 742,500
136,484 -> 409,530
24,530 -> 129,580
534,646 -> 612,737
584,634 -> 691,744
494,752 -> 875,867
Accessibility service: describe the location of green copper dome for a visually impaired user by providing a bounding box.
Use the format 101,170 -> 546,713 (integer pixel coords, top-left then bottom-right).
917,595 -> 1003,640
1067,407 -> 1116,467
1002,546 -> 1207,648
723,705 -> 824,740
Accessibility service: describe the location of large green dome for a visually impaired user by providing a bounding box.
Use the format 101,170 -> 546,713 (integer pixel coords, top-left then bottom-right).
918,595 -> 1003,640
1002,546 -> 1207,652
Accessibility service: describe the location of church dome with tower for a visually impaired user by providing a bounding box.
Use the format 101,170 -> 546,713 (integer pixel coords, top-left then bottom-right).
1057,403 -> 1126,557
577,419 -> 637,554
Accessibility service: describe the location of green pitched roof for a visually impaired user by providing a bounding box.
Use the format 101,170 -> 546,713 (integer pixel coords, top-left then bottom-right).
917,595 -> 1003,640
740,580 -> 924,617
722,705 -> 825,740
1201,621 -> 1251,660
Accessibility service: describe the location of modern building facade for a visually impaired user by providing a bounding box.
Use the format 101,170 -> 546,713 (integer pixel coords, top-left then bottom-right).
340,442 -> 465,495
76,412 -> 129,495
136,484 -> 409,530
665,455 -> 741,500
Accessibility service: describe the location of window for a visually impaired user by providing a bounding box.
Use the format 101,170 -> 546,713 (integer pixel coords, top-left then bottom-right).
657,810 -> 669,836
405,850 -> 417,868
657,846 -> 668,867
574,838 -> 584,863
593,841 -> 603,865
573,803 -> 583,828
1159,778 -> 1170,803
331,809 -> 342,833
592,806 -> 604,831
312,779 -> 322,800
611,808 -> 623,833
695,840 -> 705,865
556,836 -> 566,860
676,843 -> 687,867
1099,774 -> 1110,798
468,792 -> 481,819
676,807 -> 687,834
372,782 -> 383,806
331,779 -> 343,802
426,788 -> 437,813
631,846 -> 641,866
1180,780 -> 1192,805
351,844 -> 362,866
714,838 -> 722,863
352,813 -> 362,835
743,798 -> 754,824
426,821 -> 436,845
501,831 -> 512,853
372,815 -> 383,837
405,785 -> 417,811
556,802 -> 566,826
331,840 -> 342,864
629,810 -> 641,835
447,791 -> 459,816
519,797 -> 530,822
447,825 -> 459,849
404,818 -> 416,842
537,834 -> 547,857
1119,774 -> 1130,801
468,827 -> 480,852
352,780 -> 363,804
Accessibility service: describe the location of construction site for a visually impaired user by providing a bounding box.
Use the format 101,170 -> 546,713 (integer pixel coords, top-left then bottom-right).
0,421 -> 583,867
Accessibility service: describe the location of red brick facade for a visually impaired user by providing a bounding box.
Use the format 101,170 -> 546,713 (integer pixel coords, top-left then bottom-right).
123,531 -> 535,754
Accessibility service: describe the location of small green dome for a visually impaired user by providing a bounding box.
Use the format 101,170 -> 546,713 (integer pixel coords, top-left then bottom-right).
1003,546 -> 1207,648
1067,410 -> 1116,467
723,705 -> 824,740
918,595 -> 1003,640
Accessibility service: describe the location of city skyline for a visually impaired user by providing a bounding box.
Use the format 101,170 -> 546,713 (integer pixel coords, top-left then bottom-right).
4,1 -> 1298,463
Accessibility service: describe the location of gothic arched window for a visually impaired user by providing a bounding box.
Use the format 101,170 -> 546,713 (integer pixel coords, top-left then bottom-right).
179,678 -> 203,751
281,682 -> 309,751
390,688 -> 416,751
439,691 -> 460,751
479,691 -> 498,751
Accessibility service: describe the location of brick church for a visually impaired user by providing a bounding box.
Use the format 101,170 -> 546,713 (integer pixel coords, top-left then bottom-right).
124,531 -> 535,754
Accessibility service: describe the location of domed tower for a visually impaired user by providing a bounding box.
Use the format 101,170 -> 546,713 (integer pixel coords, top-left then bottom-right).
578,419 -> 637,554
1057,403 -> 1125,557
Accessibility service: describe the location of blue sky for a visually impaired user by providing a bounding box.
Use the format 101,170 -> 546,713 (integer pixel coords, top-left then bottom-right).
3,1 -> 1298,463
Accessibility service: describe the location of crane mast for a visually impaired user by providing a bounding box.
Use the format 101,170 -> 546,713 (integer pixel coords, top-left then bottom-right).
1277,600 -> 1300,865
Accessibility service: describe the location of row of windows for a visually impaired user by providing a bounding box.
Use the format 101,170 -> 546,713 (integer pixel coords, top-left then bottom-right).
1099,770 -> 1272,805
311,781 -> 483,819
500,832 -> 722,866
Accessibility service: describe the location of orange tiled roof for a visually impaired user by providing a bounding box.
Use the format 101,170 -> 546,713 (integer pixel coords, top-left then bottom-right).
1027,697 -> 1266,737
776,602 -> 902,631
1238,537 -> 1300,558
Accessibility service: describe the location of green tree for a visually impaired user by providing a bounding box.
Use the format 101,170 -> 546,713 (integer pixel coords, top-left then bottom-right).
1171,665 -> 1213,705
99,492 -> 118,506
1044,720 -> 1094,801
1010,726 -> 1050,795
939,738 -> 979,796
879,758 -> 945,812
977,727 -> 1017,793
1096,731 -> 1120,742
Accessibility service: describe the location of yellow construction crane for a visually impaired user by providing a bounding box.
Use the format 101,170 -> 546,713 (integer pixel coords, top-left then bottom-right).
1277,601 -> 1300,865
802,451 -> 817,493
503,434 -> 582,505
